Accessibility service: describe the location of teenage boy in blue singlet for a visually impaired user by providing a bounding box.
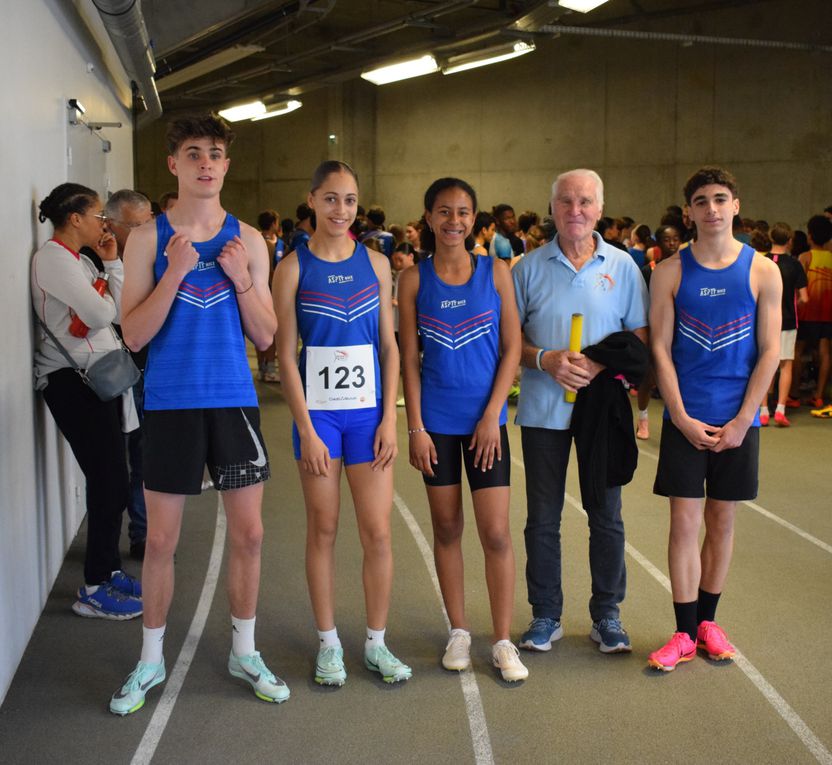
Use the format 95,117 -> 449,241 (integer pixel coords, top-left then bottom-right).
109,114 -> 287,714
647,167 -> 781,671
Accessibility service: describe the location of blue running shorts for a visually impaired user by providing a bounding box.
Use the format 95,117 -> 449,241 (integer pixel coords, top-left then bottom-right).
292,404 -> 382,466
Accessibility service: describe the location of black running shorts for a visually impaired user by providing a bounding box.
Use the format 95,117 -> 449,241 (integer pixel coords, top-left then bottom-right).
143,407 -> 270,495
423,425 -> 511,490
653,420 -> 759,501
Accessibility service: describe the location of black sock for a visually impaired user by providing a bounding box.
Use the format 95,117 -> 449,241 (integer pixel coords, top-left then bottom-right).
673,601 -> 698,642
697,589 -> 721,625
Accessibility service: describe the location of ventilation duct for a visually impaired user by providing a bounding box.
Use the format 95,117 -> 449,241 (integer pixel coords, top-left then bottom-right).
92,0 -> 162,127
540,24 -> 832,54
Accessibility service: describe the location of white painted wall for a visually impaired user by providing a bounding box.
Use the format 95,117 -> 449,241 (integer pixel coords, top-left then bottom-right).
0,0 -> 134,703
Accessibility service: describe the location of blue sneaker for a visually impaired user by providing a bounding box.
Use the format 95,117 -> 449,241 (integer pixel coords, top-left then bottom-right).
72,584 -> 142,620
315,645 -> 347,686
228,651 -> 290,703
518,617 -> 563,651
590,618 -> 632,653
109,570 -> 142,598
110,660 -> 166,715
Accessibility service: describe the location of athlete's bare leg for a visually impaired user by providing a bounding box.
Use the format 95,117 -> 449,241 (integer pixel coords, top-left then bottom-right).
298,460 -> 343,631
345,462 -> 394,630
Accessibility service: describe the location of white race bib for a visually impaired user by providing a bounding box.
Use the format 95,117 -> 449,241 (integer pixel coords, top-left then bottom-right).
305,344 -> 376,410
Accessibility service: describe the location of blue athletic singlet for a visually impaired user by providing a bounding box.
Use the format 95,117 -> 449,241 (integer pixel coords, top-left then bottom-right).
295,241 -> 381,409
290,229 -> 310,253
417,254 -> 506,434
668,244 -> 759,426
144,213 -> 257,410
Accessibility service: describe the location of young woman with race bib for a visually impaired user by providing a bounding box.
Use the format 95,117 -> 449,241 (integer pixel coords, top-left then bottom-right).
273,161 -> 410,686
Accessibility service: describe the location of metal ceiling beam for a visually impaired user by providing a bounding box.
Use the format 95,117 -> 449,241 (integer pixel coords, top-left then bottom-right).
155,1 -> 335,82
180,0 -> 478,98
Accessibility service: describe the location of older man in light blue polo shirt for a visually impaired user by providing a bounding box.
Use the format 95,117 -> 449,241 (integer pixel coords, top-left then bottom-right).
512,169 -> 648,655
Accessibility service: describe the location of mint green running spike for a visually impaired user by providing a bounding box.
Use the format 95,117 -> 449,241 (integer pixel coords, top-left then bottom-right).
315,645 -> 347,686
364,644 -> 412,683
228,651 -> 290,703
110,660 -> 166,716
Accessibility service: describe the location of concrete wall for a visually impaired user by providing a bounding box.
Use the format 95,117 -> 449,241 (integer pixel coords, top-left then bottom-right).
0,0 -> 133,703
136,0 -> 830,232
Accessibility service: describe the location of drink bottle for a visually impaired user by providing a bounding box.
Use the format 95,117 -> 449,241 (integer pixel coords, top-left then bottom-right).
68,273 -> 109,338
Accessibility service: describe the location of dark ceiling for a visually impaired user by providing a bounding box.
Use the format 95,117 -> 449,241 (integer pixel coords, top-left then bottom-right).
140,0 -> 803,114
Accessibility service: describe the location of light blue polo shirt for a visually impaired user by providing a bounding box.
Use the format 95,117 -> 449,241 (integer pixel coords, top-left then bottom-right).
512,232 -> 649,430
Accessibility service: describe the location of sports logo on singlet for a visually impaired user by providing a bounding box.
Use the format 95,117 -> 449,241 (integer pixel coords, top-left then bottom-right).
418,310 -> 496,351
174,279 -> 233,309
163,250 -> 216,273
299,282 -> 379,323
676,309 -> 753,353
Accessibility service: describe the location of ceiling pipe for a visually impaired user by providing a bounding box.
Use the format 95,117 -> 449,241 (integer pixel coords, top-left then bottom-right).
92,0 -> 162,127
539,24 -> 832,53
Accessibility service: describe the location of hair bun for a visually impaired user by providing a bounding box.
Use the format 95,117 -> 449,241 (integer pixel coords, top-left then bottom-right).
37,193 -> 54,223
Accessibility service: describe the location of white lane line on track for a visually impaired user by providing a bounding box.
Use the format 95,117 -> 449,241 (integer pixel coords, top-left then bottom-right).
638,446 -> 832,556
131,496 -> 227,765
511,455 -> 832,765
741,500 -> 832,555
393,492 -> 495,765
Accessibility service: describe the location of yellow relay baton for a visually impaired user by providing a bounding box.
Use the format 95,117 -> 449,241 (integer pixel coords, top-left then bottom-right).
564,312 -> 583,403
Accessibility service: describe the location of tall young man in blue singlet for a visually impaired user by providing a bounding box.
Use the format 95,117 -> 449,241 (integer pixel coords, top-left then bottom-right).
647,167 -> 781,671
109,114 -> 287,713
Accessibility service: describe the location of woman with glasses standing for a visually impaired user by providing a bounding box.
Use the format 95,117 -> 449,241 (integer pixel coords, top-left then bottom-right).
31,182 -> 142,620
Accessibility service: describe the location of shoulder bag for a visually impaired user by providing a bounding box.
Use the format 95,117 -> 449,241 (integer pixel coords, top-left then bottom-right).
36,316 -> 140,402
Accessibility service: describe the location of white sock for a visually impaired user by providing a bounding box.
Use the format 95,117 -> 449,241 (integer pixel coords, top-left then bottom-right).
760,406 -> 770,416
638,409 -> 649,420
85,584 -> 99,595
775,404 -> 786,415
365,627 -> 386,651
141,625 -> 165,665
318,627 -> 341,648
231,615 -> 256,657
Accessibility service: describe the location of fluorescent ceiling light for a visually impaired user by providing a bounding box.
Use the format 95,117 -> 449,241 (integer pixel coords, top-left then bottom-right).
157,45 -> 265,93
557,0 -> 610,12
251,100 -> 303,120
442,41 -> 536,75
361,55 -> 439,85
218,100 -> 266,122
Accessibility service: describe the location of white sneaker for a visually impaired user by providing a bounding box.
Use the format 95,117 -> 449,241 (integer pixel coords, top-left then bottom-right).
492,639 -> 529,682
442,629 -> 471,671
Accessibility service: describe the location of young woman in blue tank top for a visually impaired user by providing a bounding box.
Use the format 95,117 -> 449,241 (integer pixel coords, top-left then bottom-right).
398,177 -> 528,682
273,161 -> 410,686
